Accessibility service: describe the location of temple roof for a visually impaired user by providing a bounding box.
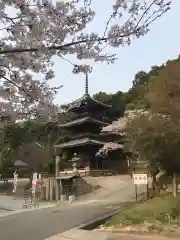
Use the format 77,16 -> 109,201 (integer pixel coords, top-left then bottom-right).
14,160 -> 28,167
54,138 -> 105,149
59,116 -> 108,128
66,94 -> 111,113
56,173 -> 78,180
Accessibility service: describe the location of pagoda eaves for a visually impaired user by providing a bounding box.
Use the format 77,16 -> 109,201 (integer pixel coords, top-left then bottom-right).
59,116 -> 108,128
54,138 -> 105,149
66,94 -> 111,113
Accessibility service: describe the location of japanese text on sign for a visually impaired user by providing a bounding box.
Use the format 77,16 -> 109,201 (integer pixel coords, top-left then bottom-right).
133,174 -> 147,185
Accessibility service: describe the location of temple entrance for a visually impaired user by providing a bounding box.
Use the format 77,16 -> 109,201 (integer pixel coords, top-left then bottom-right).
95,158 -> 103,170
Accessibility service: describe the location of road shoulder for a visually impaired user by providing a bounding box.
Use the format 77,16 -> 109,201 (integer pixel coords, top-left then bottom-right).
45,229 -> 177,240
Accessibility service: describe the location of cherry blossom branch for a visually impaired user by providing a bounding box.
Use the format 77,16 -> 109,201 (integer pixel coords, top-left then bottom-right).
1,75 -> 62,105
0,37 -> 105,55
0,75 -> 63,121
1,75 -> 34,102
0,27 -> 141,55
0,1 -> 170,55
134,0 -> 157,29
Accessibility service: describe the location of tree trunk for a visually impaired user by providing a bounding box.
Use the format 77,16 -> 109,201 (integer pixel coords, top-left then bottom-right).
172,172 -> 177,198
131,135 -> 136,178
152,173 -> 157,196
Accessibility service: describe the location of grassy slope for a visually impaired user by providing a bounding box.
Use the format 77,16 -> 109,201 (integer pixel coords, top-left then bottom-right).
105,194 -> 180,226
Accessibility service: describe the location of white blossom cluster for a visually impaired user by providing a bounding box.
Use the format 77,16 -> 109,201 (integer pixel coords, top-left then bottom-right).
102,110 -> 144,132
102,109 -> 169,135
96,142 -> 123,157
0,0 -> 171,123
102,109 -> 153,134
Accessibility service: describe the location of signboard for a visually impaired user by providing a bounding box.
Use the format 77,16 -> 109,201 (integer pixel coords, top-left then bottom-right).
32,173 -> 38,194
133,173 -> 147,185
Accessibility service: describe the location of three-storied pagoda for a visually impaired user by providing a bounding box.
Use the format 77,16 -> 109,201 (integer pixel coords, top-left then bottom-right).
55,74 -> 111,170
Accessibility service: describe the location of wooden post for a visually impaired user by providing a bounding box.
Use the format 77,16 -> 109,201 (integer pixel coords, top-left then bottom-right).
55,155 -> 60,201
133,168 -> 138,201
135,184 -> 138,201
41,179 -> 45,200
146,182 -> 149,200
49,178 -> 54,201
45,179 -> 49,201
146,167 -> 149,200
55,155 -> 60,177
173,172 -> 177,198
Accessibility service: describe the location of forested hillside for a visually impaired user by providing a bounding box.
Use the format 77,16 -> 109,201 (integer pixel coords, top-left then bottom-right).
95,55 -> 180,113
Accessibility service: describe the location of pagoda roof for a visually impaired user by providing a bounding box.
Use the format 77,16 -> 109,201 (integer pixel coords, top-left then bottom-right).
54,138 -> 105,149
66,94 -> 111,113
59,116 -> 108,128
56,173 -> 78,180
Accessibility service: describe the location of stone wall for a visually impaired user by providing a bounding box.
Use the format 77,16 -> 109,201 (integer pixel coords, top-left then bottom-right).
40,176 -> 99,201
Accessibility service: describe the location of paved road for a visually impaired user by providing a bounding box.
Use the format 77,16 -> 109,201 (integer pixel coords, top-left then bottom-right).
0,201 -> 122,240
0,180 -> 146,240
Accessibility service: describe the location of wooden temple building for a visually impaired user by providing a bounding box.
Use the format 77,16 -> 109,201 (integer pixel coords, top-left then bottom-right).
52,76 -> 132,201
54,74 -> 111,171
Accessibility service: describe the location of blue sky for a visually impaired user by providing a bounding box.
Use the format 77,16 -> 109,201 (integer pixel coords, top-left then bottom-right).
51,0 -> 180,105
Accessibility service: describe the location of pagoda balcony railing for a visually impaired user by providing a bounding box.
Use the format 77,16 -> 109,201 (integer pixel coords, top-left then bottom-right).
72,112 -> 88,119
69,133 -> 102,141
68,112 -> 107,122
101,135 -> 128,143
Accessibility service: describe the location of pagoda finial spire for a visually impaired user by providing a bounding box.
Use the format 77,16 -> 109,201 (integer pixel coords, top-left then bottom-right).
85,72 -> 89,95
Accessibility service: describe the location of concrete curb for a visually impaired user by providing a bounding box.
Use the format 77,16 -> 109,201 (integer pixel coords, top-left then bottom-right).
76,210 -> 118,230
0,203 -> 56,218
47,230 -> 180,240
73,197 -> 146,231
0,206 -> 14,211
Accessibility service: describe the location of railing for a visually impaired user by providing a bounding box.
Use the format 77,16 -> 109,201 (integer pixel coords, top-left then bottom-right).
23,188 -> 40,208
89,169 -> 118,177
59,183 -> 100,200
59,169 -> 118,177
70,133 -> 101,140
0,174 -> 8,184
59,169 -> 87,176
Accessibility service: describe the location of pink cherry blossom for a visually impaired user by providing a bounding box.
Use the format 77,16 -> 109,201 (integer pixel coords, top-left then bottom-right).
0,0 -> 171,123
